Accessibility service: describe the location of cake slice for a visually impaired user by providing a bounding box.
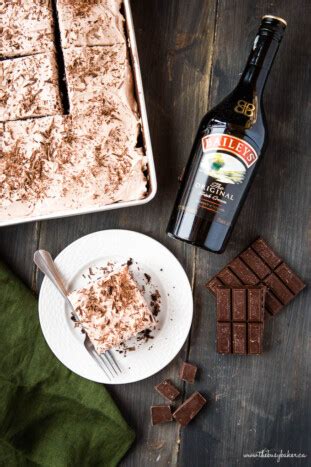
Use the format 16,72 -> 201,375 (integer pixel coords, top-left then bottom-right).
0,52 -> 62,122
1,0 -> 55,58
69,265 -> 155,352
63,45 -> 137,115
57,0 -> 126,48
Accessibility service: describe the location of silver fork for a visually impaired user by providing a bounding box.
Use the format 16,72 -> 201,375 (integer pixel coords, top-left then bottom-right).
34,250 -> 121,380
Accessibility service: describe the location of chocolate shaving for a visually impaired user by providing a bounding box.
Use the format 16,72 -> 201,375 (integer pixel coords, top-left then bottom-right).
144,273 -> 151,283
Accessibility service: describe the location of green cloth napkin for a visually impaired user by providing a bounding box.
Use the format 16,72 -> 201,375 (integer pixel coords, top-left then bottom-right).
0,261 -> 135,467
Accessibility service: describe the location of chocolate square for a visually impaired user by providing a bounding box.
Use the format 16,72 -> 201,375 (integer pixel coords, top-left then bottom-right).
232,289 -> 246,321
248,288 -> 265,321
233,323 -> 247,354
173,392 -> 206,426
240,247 -> 270,279
248,323 -> 264,354
216,322 -> 232,354
179,362 -> 198,383
275,263 -> 305,294
251,238 -> 282,269
150,405 -> 173,425
216,288 -> 231,321
155,379 -> 180,401
207,237 -> 306,316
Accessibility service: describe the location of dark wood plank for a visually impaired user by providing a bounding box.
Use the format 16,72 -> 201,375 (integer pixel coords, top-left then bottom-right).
182,1 -> 311,466
35,1 -> 217,466
0,222 -> 39,289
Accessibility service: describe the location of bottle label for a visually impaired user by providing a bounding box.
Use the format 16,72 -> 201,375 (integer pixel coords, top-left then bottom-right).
178,133 -> 259,226
201,134 -> 258,167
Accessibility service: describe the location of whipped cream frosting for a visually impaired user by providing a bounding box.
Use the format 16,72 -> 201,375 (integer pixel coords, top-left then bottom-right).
1,115 -> 147,221
0,0 -> 55,58
0,52 -> 62,122
57,0 -> 125,48
0,0 -> 149,221
69,265 -> 155,352
63,44 -> 137,115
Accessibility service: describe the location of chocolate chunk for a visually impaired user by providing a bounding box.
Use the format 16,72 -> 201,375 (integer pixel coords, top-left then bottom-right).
208,277 -> 223,294
275,263 -> 305,295
216,288 -> 231,321
217,322 -> 232,354
232,289 -> 246,321
248,288 -> 265,321
230,257 -> 258,285
150,405 -> 173,425
173,392 -> 206,426
206,237 -> 305,316
240,247 -> 270,279
248,323 -> 264,354
251,238 -> 282,269
265,291 -> 283,315
179,362 -> 197,383
218,268 -> 242,287
264,274 -> 294,305
233,323 -> 247,354
216,287 -> 265,354
155,379 -> 180,401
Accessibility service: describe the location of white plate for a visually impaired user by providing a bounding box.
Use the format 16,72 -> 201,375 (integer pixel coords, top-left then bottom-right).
39,230 -> 193,384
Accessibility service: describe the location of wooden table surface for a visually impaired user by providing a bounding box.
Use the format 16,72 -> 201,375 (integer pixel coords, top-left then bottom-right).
1,1 -> 310,465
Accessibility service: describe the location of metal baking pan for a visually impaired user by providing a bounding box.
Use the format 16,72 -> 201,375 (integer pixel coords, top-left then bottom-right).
0,0 -> 157,227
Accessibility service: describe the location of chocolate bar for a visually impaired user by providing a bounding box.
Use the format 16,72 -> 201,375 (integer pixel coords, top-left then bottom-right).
179,362 -> 197,383
207,238 -> 305,316
216,287 -> 265,354
173,392 -> 206,426
155,379 -> 180,401
150,405 -> 173,425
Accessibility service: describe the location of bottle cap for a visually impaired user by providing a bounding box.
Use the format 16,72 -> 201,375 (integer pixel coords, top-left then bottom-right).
262,15 -> 287,28
260,15 -> 287,42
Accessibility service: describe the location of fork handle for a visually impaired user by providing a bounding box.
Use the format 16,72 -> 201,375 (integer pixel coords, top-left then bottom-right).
34,250 -> 69,301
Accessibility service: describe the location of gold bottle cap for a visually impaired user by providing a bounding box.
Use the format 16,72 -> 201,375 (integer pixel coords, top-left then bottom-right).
262,15 -> 287,27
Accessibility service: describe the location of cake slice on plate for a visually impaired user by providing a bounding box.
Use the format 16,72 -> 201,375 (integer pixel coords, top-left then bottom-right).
69,265 -> 155,352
